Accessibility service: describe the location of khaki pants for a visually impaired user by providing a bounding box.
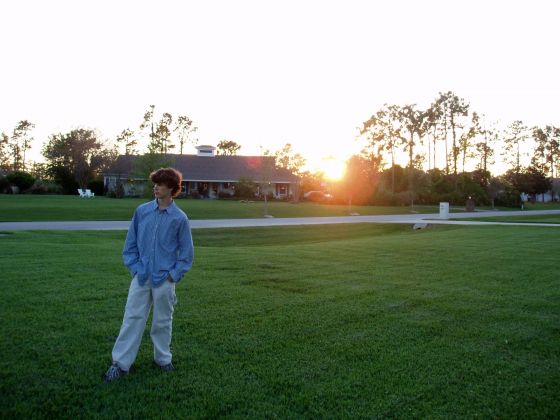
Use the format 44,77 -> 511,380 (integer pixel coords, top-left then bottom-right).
112,276 -> 177,371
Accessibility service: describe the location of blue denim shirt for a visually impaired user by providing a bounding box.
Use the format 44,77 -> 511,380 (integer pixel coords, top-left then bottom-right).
123,199 -> 194,287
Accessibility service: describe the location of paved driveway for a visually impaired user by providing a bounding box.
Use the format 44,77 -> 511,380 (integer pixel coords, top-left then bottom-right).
1,210 -> 559,231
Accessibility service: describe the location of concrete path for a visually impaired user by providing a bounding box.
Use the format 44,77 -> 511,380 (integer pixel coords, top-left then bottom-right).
1,210 -> 559,231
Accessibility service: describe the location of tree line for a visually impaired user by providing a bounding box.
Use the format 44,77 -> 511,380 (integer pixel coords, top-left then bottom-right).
334,91 -> 559,206
0,104 -> 307,196
359,92 -> 559,180
0,105 -> 199,194
1,94 -> 558,205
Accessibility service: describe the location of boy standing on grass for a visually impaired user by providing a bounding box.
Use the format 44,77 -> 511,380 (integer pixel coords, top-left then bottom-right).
104,167 -> 194,383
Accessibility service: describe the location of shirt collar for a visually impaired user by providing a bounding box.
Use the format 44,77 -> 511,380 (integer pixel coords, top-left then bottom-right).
151,199 -> 177,214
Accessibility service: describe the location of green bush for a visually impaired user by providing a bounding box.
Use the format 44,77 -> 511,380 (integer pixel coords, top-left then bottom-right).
370,189 -> 399,206
115,182 -> 125,199
28,180 -> 63,194
6,171 -> 35,192
495,186 -> 522,208
218,191 -> 234,199
87,179 -> 104,196
394,191 -> 414,206
456,174 -> 490,205
0,176 -> 11,193
234,177 -> 257,199
48,166 -> 79,195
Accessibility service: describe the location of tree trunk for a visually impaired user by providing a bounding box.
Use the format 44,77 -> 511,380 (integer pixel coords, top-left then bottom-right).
391,149 -> 395,194
444,121 -> 449,175
428,133 -> 431,170
432,125 -> 437,170
516,142 -> 520,174
409,133 -> 414,209
450,113 -> 458,175
264,193 -> 269,216
409,132 -> 414,169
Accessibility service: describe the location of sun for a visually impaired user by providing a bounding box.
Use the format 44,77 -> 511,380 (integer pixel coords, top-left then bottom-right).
320,157 -> 346,181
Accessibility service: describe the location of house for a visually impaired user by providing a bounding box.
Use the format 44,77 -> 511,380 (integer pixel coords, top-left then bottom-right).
520,179 -> 560,203
103,145 -> 300,199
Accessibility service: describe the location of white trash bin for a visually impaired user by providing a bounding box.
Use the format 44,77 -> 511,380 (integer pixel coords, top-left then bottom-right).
439,202 -> 449,219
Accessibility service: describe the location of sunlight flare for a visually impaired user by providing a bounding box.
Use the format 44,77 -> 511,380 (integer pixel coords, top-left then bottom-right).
320,157 -> 346,181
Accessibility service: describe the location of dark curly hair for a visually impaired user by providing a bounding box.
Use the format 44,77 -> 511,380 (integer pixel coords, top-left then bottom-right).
150,168 -> 183,198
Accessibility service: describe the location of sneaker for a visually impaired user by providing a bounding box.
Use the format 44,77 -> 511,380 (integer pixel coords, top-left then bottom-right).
103,363 -> 128,383
158,362 -> 175,372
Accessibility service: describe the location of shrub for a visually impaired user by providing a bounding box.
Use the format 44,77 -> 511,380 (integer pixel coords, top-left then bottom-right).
0,176 -> 11,193
494,186 -> 522,208
234,177 -> 257,199
6,171 -> 36,192
218,191 -> 234,199
28,180 -> 63,194
456,174 -> 490,206
439,191 -> 465,206
87,179 -> 104,196
115,183 -> 125,199
394,191 -> 414,206
370,189 -> 399,206
48,166 -> 79,195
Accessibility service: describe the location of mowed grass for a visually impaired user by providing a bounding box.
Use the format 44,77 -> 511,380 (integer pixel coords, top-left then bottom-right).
523,202 -> 560,211
1,224 -> 559,418
458,214 -> 560,224
2,195 -> 558,223
0,194 -> 447,222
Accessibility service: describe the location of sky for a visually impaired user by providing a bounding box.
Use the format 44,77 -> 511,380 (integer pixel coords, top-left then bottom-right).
1,0 -> 558,178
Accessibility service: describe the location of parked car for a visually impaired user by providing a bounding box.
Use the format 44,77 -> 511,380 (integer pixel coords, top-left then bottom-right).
303,190 -> 333,203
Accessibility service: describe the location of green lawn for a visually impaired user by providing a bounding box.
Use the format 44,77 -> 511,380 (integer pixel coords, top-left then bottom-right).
2,195 -> 557,223
1,224 -> 559,418
456,214 -> 560,224
523,202 -> 560,211
0,195 -> 446,222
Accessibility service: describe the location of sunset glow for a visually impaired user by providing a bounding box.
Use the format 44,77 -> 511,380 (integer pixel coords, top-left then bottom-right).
1,1 -> 558,176
320,157 -> 347,181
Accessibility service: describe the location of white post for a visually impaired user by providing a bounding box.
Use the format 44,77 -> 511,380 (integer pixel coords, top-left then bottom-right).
439,202 -> 449,219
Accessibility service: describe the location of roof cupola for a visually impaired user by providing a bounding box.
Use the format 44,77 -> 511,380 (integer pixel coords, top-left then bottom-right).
196,145 -> 216,157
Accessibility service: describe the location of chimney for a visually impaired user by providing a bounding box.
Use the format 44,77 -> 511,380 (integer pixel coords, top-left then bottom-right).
196,145 -> 216,157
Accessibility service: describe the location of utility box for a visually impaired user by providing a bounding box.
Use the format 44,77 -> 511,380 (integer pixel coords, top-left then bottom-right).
439,202 -> 449,219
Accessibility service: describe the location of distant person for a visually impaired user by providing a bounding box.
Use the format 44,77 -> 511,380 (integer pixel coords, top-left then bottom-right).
104,167 -> 194,383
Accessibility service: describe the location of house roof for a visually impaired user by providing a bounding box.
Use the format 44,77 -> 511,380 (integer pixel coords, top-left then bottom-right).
104,154 -> 299,183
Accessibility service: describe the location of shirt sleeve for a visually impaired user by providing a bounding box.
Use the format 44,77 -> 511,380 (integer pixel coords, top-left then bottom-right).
122,209 -> 141,277
168,216 -> 194,282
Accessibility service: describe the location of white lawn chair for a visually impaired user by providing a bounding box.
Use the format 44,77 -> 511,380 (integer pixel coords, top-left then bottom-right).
85,189 -> 95,198
77,189 -> 87,198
